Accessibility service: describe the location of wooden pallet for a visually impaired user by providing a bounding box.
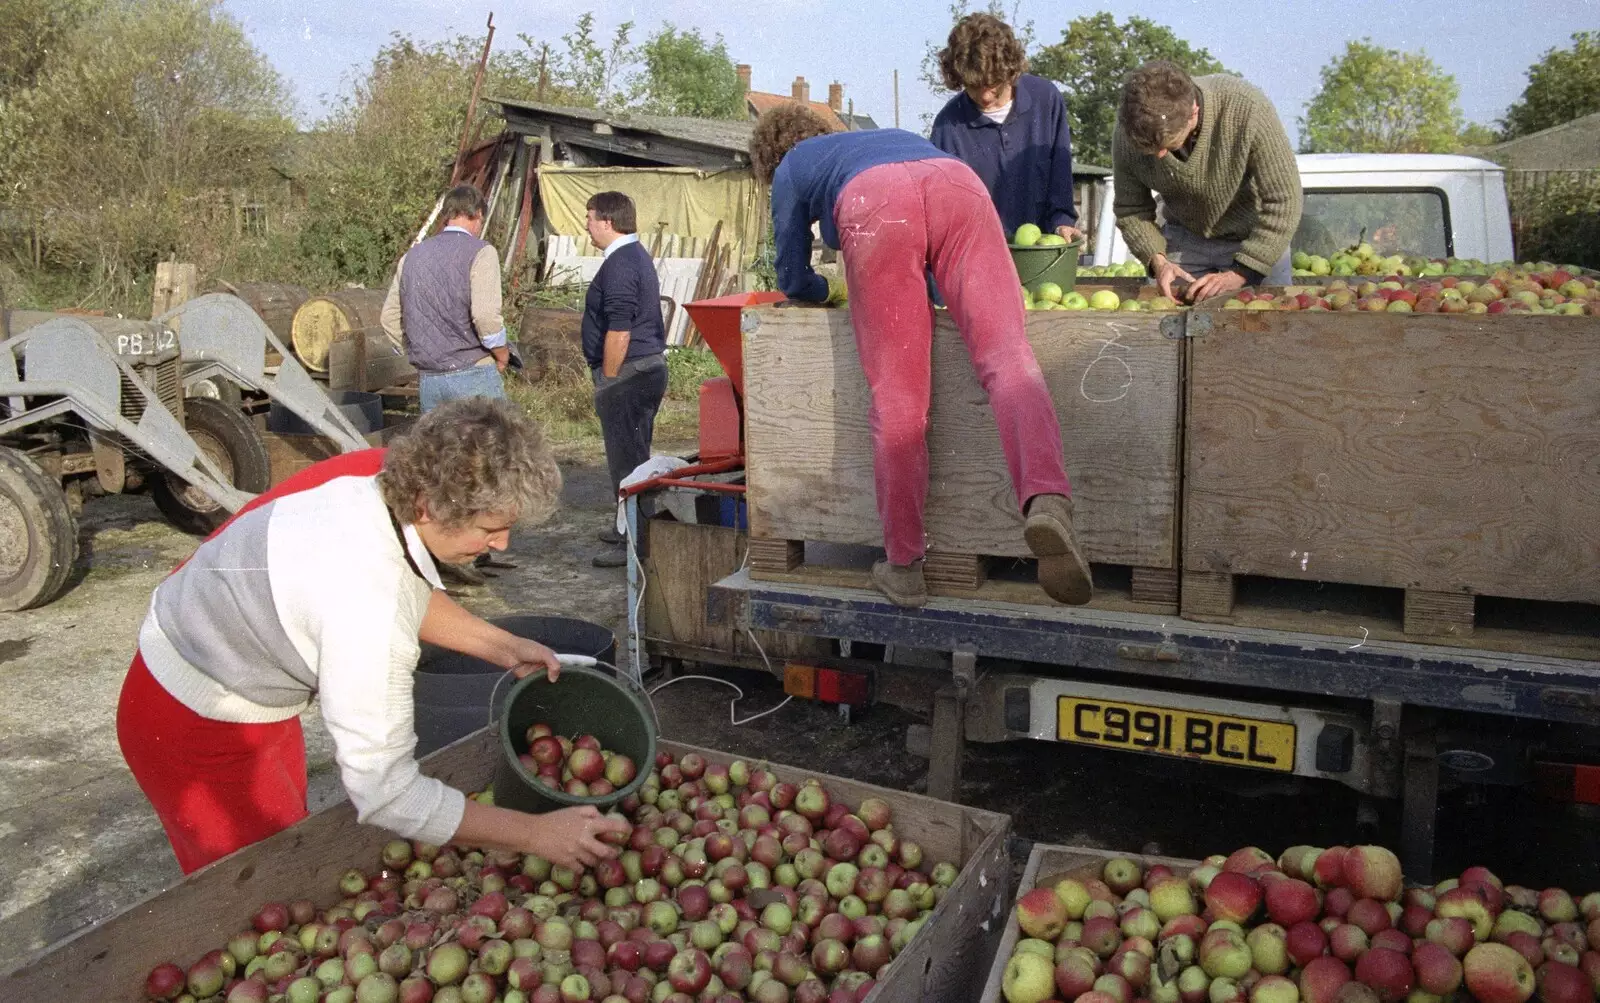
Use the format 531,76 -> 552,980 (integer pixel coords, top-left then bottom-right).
1184,571 -> 1480,636
1179,570 -> 1600,660
747,536 -> 1181,613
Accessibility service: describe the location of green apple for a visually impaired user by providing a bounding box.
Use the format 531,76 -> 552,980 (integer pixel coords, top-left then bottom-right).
1036,281 -> 1064,304
1037,233 -> 1067,246
1012,224 -> 1042,247
1088,290 -> 1121,311
1061,291 -> 1089,310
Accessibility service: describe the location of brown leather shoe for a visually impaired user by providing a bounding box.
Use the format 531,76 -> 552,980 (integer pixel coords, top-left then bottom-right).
871,559 -> 927,608
1023,493 -> 1093,605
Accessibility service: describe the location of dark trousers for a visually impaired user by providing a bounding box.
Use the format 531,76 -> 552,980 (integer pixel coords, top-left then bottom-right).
593,353 -> 669,494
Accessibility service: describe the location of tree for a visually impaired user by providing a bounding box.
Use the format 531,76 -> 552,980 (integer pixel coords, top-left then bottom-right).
1031,13 -> 1228,168
1299,40 -> 1463,154
0,0 -> 100,99
0,0 -> 291,293
1500,32 -> 1600,139
634,26 -> 744,119
301,34 -> 497,285
1459,122 -> 1499,148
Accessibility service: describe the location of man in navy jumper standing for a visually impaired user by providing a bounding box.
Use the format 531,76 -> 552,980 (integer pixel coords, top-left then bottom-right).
930,13 -> 1079,244
582,191 -> 668,569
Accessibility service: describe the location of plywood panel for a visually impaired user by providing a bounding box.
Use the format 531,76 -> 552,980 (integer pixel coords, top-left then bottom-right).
744,308 -> 1182,567
641,518 -> 828,659
1184,311 -> 1600,603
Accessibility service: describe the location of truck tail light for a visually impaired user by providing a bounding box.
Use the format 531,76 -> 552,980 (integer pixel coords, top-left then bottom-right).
783,663 -> 869,706
1532,760 -> 1600,805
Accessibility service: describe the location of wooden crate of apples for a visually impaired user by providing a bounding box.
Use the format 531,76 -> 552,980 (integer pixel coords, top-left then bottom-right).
984,843 -> 1598,1003
127,745 -> 994,1003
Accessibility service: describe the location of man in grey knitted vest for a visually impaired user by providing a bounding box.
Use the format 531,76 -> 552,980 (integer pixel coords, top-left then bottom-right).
381,184 -> 516,585
381,184 -> 512,412
1112,61 -> 1303,304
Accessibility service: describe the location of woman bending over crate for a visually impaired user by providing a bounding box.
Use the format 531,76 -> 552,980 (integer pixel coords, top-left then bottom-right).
116,398 -> 629,873
751,104 -> 1093,609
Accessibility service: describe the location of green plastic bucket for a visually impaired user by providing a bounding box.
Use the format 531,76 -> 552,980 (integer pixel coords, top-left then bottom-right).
1010,239 -> 1083,296
491,663 -> 658,814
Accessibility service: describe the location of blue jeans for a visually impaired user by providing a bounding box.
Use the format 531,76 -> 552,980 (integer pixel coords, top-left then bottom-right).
419,363 -> 506,413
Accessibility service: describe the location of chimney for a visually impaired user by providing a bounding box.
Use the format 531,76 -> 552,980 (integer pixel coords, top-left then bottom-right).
828,82 -> 843,113
736,64 -> 751,94
792,76 -> 810,104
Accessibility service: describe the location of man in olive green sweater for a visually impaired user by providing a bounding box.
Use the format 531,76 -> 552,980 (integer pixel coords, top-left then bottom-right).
1112,61 -> 1303,303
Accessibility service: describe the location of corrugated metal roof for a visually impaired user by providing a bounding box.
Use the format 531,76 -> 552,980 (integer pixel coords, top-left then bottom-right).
491,97 -> 754,156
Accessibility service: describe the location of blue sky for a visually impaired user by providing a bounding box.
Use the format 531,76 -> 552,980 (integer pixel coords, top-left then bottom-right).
225,0 -> 1599,145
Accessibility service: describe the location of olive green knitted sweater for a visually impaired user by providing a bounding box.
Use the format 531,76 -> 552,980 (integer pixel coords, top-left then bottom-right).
1112,74 -> 1302,276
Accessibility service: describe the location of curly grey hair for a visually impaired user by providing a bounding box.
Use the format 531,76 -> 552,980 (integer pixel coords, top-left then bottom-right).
379,397 -> 562,528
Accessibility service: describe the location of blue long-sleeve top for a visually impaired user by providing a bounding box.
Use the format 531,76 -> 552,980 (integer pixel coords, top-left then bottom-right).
770,129 -> 957,302
930,73 -> 1077,237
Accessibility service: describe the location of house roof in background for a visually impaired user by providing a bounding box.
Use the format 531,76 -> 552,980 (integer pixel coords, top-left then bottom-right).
745,90 -> 851,130
1473,111 -> 1600,171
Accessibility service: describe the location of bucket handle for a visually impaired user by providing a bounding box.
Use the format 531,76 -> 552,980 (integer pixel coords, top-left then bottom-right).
487,654 -> 662,740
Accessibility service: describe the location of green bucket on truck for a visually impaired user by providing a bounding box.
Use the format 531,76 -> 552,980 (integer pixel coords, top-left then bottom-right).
492,663 -> 658,814
1010,239 -> 1083,297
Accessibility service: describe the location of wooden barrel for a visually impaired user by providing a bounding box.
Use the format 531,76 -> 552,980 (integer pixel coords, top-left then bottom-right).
290,289 -> 388,373
214,281 -> 309,343
516,307 -> 585,384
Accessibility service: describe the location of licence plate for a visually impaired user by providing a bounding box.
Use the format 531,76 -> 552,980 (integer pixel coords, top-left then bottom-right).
1056,696 -> 1296,772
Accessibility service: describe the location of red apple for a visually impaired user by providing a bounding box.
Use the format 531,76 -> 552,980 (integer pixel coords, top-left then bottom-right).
1354,948 -> 1412,1003
1347,899 -> 1392,936
1288,921 -> 1329,967
1464,943 -> 1537,1003
1267,879 -> 1320,928
1412,941 -> 1464,996
1206,872 -> 1264,924
1300,957 -> 1352,1003
1330,925 -> 1368,963
1539,961 -> 1596,1003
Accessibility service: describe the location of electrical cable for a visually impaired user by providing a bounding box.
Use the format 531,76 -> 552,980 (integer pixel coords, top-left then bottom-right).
648,672 -> 793,727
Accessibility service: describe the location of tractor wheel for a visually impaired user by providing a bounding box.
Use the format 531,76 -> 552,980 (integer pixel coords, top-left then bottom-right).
152,397 -> 271,535
0,446 -> 78,611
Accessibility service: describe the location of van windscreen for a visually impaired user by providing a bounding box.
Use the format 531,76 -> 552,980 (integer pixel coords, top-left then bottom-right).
1293,189 -> 1450,259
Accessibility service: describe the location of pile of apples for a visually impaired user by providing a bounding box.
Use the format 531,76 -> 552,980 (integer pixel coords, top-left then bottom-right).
1023,285 -> 1179,313
516,724 -> 637,801
142,753 -> 960,1003
999,844 -> 1600,1003
1079,263 -> 1150,280
1221,268 -> 1597,315
1287,243 -> 1527,279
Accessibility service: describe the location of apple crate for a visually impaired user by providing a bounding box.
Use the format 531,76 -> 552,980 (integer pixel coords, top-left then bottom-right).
2,732 -> 1012,1003
742,301 -> 1184,606
1180,304 -> 1600,639
978,844 -> 1202,1003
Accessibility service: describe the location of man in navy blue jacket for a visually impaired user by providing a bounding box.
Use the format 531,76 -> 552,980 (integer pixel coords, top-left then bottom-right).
581,191 -> 668,568
930,13 -> 1078,243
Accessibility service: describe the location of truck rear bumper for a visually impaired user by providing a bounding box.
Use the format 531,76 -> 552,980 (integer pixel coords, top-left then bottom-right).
708,569 -> 1600,730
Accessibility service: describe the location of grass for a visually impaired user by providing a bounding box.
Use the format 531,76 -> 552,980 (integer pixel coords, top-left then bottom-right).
504,345 -> 723,459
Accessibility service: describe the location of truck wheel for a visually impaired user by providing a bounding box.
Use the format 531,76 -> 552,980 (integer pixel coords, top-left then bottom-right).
152,397 -> 271,535
0,447 -> 78,611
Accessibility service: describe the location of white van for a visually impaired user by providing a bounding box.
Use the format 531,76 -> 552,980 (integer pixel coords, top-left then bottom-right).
1086,153 -> 1516,267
